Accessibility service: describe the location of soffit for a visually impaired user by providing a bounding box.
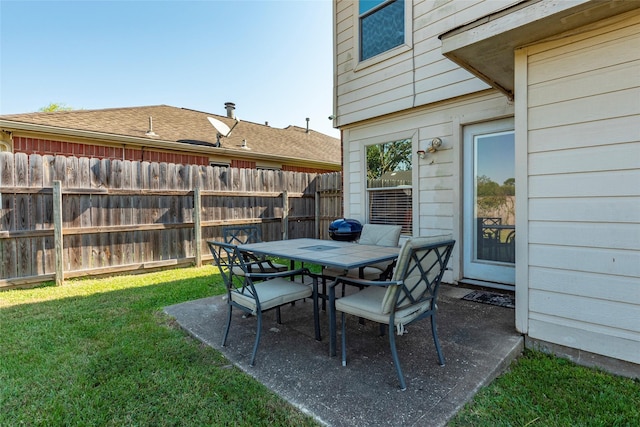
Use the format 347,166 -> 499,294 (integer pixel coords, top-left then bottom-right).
440,0 -> 640,99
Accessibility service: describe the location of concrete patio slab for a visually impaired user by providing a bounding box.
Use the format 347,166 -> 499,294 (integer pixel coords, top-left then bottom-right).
164,285 -> 523,426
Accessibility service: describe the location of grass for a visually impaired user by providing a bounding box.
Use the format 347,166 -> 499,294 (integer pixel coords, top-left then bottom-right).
2,266 -> 638,426
0,266 -> 319,426
449,349 -> 640,426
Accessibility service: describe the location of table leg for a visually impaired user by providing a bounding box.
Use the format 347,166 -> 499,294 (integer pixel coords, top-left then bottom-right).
328,284 -> 336,357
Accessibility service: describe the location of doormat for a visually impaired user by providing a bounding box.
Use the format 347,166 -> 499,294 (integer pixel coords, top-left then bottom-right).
461,290 -> 515,309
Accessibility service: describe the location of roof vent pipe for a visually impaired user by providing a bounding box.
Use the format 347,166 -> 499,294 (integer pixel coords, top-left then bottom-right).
306,117 -> 310,133
225,102 -> 236,119
145,116 -> 157,137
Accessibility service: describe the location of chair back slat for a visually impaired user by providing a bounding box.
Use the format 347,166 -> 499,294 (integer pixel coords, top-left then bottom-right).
381,236 -> 454,314
208,241 -> 256,298
223,225 -> 263,245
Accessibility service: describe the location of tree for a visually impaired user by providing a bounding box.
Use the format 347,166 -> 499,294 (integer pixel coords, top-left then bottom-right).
476,175 -> 516,224
38,103 -> 73,112
366,139 -> 412,181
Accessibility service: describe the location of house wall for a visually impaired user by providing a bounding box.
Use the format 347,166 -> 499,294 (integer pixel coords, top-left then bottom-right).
12,135 -> 210,166
342,90 -> 514,283
335,0 -> 519,127
7,134 -> 337,173
336,1 -> 640,368
517,11 -> 640,364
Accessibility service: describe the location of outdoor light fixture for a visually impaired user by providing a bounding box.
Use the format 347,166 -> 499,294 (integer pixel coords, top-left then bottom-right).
428,137 -> 443,153
417,138 -> 443,159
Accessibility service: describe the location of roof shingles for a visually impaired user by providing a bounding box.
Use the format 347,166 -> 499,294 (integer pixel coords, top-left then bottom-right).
0,105 -> 341,165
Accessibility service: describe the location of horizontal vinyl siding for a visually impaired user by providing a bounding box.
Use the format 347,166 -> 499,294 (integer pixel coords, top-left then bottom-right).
528,319 -> 640,364
335,0 -> 515,127
529,197 -> 640,223
525,13 -> 640,364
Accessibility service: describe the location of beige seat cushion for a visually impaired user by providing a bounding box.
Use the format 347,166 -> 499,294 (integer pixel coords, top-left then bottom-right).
358,224 -> 402,247
231,278 -> 312,314
232,260 -> 287,276
335,285 -> 430,327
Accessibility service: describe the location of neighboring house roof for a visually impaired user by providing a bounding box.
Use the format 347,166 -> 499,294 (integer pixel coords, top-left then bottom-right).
0,105 -> 341,168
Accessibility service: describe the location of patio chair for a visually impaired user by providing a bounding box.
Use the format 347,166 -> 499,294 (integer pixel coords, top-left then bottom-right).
321,224 -> 402,310
208,241 -> 321,366
477,217 -> 502,260
222,225 -> 287,274
323,223 -> 402,280
328,235 -> 455,390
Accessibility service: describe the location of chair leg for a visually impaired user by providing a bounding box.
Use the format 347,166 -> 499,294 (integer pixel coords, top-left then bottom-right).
431,315 -> 445,366
341,312 -> 347,367
389,327 -> 407,391
222,306 -> 232,347
276,306 -> 282,324
312,279 -> 321,341
250,310 -> 263,367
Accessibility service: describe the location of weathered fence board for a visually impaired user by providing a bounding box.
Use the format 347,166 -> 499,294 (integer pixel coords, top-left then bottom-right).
0,153 -> 342,288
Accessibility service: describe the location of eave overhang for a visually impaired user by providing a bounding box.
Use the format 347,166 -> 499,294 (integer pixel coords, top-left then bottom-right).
440,0 -> 640,100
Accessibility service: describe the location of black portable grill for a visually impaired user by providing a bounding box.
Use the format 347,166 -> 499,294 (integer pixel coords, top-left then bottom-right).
328,218 -> 363,242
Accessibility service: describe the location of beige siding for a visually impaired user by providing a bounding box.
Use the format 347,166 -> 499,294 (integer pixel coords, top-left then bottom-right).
334,0 -> 519,127
524,13 -> 640,364
343,91 -> 513,283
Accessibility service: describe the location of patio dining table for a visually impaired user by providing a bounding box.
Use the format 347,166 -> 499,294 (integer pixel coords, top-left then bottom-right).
237,238 -> 400,357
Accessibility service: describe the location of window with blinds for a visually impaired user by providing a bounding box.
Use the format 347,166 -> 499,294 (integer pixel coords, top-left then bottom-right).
368,187 -> 412,235
366,138 -> 413,235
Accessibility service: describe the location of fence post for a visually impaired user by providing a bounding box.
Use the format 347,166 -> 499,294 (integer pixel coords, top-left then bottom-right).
193,186 -> 202,267
282,190 -> 289,240
53,181 -> 64,285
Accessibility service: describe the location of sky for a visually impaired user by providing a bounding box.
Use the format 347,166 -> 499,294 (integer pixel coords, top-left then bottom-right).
476,132 -> 515,185
0,0 -> 339,138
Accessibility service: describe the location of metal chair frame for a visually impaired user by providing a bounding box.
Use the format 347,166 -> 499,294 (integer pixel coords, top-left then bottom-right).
222,225 -> 287,273
329,238 -> 455,390
209,240 -> 321,366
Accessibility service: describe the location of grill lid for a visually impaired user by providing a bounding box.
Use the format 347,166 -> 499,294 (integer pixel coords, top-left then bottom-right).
328,218 -> 363,241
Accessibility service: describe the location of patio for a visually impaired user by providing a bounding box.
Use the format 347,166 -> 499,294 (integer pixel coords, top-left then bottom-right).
164,284 -> 523,427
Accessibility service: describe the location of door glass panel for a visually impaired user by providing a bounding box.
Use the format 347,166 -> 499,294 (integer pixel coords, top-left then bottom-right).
473,131 -> 515,264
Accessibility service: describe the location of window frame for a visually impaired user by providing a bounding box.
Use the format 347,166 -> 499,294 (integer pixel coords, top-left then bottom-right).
354,0 -> 413,71
209,161 -> 229,168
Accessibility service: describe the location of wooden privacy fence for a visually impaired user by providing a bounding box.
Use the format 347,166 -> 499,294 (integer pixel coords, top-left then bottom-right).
0,153 -> 343,289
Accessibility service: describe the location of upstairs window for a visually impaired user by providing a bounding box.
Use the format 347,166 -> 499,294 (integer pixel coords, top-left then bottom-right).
359,0 -> 405,61
366,138 -> 413,235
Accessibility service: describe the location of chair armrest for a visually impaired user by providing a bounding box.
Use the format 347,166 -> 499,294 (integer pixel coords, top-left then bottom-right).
246,268 -> 310,280
331,276 -> 401,288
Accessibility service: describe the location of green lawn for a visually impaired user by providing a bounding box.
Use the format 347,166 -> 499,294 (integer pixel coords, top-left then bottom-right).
0,266 -> 318,426
1,266 -> 638,426
449,349 -> 640,426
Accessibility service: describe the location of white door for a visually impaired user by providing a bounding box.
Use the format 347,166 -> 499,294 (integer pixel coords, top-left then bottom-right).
463,118 -> 515,288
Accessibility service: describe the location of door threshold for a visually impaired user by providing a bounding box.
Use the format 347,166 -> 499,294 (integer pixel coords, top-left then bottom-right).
458,278 -> 515,292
